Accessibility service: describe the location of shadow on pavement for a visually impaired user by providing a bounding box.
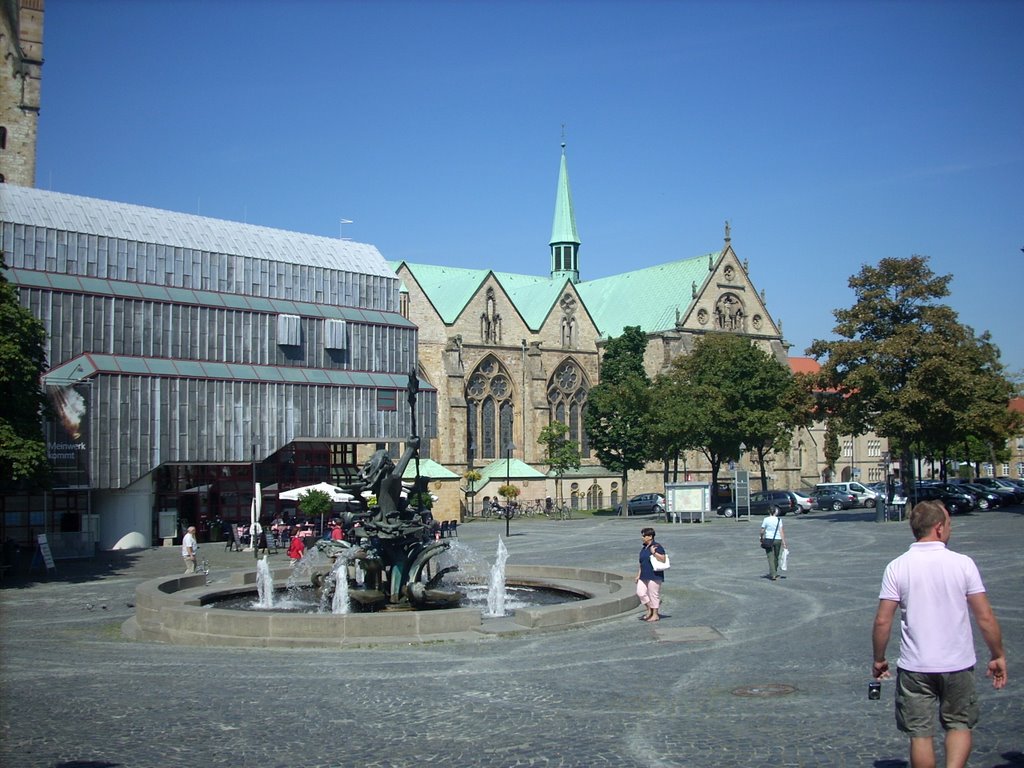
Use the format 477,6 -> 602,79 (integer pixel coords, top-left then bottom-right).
0,548 -> 147,590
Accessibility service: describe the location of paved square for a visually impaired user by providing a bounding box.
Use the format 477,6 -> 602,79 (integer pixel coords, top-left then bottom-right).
2,507 -> 1021,767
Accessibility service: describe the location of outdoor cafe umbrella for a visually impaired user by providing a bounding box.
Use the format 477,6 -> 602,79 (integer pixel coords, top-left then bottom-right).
278,482 -> 355,503
278,482 -> 355,533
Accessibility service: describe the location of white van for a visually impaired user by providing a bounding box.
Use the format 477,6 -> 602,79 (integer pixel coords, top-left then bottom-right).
814,481 -> 878,508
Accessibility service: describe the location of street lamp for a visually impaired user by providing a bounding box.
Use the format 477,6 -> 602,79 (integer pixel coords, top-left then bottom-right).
504,440 -> 515,537
733,443 -> 747,520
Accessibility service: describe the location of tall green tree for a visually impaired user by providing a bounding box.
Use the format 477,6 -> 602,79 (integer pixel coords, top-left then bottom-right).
659,333 -> 805,497
537,420 -> 580,508
822,421 -> 841,482
808,255 -> 1016,489
0,255 -> 50,487
584,326 -> 652,512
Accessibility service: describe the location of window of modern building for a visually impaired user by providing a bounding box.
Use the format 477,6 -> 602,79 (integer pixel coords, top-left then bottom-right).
324,319 -> 347,350
277,314 -> 301,346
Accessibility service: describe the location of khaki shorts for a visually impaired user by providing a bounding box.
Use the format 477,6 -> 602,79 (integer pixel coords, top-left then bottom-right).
895,668 -> 978,737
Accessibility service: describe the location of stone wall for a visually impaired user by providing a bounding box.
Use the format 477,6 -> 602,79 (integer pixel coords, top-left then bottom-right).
0,0 -> 43,186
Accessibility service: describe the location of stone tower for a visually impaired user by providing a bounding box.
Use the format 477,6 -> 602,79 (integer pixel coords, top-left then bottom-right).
1,0 -> 44,187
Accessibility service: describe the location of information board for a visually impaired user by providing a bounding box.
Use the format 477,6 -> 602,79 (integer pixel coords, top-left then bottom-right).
35,533 -> 56,574
665,482 -> 711,523
735,470 -> 750,518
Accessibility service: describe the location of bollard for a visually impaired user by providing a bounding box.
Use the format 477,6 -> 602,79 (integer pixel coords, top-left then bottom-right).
875,495 -> 885,523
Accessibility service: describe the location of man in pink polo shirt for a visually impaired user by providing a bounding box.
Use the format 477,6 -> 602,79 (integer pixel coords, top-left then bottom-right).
872,500 -> 1007,768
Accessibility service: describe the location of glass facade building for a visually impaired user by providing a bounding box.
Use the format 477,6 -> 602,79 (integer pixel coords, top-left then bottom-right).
1,186 -> 435,550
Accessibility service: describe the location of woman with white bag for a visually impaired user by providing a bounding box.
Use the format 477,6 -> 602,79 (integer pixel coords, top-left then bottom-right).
759,508 -> 788,581
635,527 -> 669,622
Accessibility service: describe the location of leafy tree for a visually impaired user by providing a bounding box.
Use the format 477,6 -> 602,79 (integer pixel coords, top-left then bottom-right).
735,346 -> 812,491
658,333 -> 804,498
583,326 -> 652,513
407,491 -> 434,511
462,469 -> 482,515
537,420 -> 580,508
808,256 -> 1016,489
297,489 -> 332,520
0,254 -> 51,487
822,421 -> 841,482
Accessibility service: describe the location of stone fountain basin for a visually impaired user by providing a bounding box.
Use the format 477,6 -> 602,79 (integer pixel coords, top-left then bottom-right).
123,565 -> 639,648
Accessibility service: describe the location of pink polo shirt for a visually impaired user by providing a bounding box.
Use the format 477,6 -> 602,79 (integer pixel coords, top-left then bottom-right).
879,541 -> 985,673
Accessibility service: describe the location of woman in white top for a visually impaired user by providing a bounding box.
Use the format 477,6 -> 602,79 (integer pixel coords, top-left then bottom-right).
759,509 -> 787,581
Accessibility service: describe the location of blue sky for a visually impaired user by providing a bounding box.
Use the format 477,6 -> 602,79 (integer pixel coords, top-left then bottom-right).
36,0 -> 1024,375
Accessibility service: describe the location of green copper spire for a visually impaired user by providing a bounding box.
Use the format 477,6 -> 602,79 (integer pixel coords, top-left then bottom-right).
549,142 -> 580,283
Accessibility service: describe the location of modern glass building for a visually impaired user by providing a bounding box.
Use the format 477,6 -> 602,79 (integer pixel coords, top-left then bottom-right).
1,185 -> 435,551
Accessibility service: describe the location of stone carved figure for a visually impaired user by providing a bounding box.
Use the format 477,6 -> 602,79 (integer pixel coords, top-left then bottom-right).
715,293 -> 746,332
319,376 -> 463,611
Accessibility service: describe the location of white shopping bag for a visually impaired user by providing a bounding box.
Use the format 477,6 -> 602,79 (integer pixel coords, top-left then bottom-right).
779,547 -> 789,572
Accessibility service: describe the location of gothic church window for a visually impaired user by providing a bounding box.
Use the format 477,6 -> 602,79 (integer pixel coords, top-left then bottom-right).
547,358 -> 590,458
466,355 -> 514,460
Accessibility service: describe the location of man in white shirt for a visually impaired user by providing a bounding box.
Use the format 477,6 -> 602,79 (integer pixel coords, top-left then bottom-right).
872,500 -> 1007,768
181,526 -> 198,574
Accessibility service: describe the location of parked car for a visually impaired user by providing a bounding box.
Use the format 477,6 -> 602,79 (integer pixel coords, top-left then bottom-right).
955,482 -> 1005,510
716,489 -> 799,518
616,493 -> 665,516
809,489 -> 857,511
790,490 -> 814,513
908,484 -> 975,515
971,477 -> 1024,504
998,477 -> 1024,491
814,481 -> 878,508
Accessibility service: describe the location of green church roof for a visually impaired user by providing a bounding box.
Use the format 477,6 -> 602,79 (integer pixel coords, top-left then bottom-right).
395,250 -> 720,339
577,251 -> 720,339
549,145 -> 580,246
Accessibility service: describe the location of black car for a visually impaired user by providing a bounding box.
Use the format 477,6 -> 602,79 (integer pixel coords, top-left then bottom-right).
909,485 -> 974,515
809,489 -> 857,511
970,478 -> 1024,504
955,482 -> 1005,510
716,489 -> 798,517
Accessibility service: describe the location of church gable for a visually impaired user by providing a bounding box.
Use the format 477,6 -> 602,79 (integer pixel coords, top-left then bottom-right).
449,274 -> 529,347
682,243 -> 781,340
535,283 -> 600,353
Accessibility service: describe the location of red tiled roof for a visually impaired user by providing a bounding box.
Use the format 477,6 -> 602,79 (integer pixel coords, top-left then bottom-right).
788,356 -> 820,375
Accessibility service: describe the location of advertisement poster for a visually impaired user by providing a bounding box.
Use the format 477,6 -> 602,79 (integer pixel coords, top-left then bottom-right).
44,383 -> 90,488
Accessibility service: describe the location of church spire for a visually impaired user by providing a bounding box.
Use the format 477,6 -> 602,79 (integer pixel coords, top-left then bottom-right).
549,140 -> 580,284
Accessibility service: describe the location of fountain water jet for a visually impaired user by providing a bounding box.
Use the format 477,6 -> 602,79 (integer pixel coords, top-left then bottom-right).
255,556 -> 274,609
330,557 -> 350,614
486,537 -> 509,617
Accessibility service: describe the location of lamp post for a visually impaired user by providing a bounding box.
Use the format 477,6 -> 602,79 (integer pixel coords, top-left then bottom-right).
251,443 -> 259,561
468,436 -> 476,517
504,441 -> 514,538
733,442 -> 747,519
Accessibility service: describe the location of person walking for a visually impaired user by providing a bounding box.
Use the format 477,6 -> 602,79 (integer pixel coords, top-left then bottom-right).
759,508 -> 786,580
872,500 -> 1007,768
181,526 -> 198,574
635,527 -> 667,622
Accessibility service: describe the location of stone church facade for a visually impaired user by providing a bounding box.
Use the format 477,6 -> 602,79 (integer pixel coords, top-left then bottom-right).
395,145 -> 823,511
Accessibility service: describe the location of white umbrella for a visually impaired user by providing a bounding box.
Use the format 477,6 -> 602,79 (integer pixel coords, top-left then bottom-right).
278,482 -> 354,502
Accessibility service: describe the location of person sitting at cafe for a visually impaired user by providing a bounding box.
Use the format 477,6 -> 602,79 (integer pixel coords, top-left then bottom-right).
330,522 -> 344,542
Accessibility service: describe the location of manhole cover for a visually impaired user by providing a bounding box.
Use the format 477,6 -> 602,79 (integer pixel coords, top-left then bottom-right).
731,684 -> 797,698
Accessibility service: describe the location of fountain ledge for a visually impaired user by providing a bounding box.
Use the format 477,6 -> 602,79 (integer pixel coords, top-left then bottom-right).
123,565 -> 640,648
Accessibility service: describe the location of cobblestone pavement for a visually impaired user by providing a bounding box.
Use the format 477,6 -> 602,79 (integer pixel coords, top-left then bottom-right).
2,507 -> 1022,768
